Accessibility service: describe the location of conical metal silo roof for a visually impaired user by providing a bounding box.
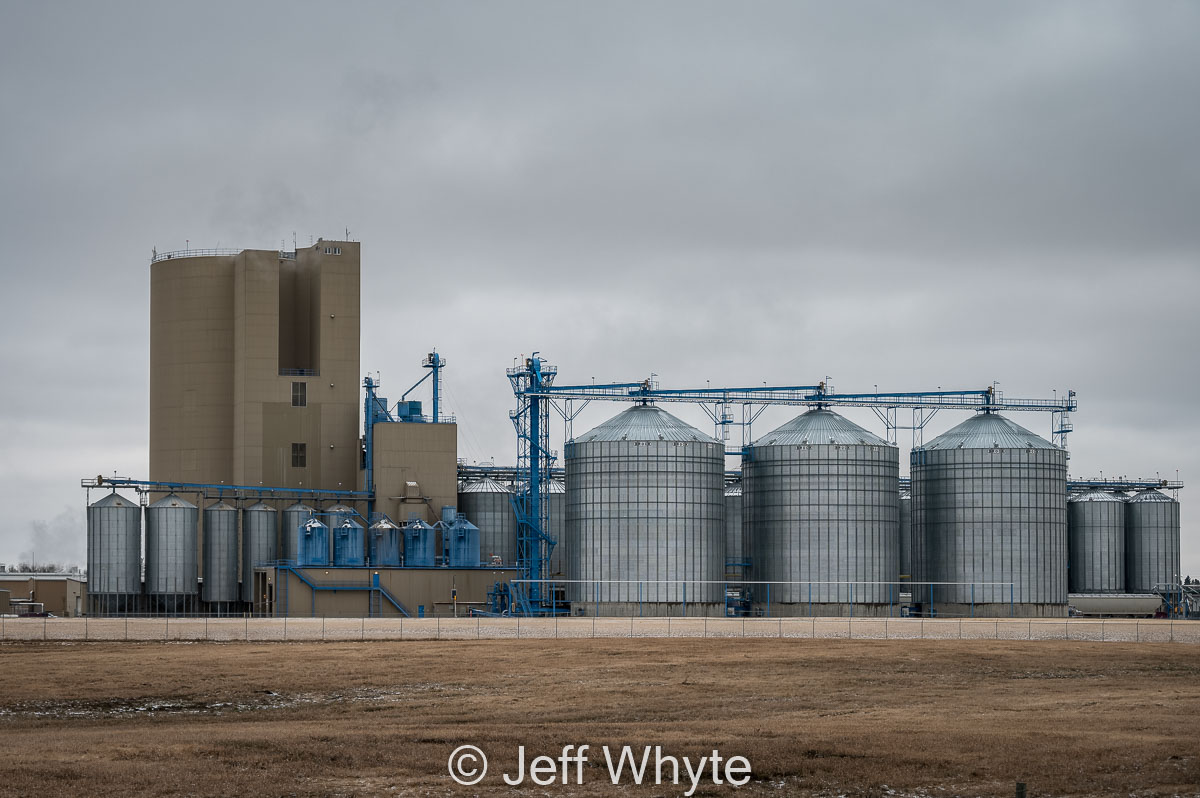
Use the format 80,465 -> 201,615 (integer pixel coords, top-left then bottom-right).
1069,488 -> 1124,503
920,411 -> 1057,450
751,408 -> 890,447
460,477 -> 511,493
90,492 -> 137,509
245,500 -> 276,513
1129,488 -> 1175,503
575,404 -> 718,443
148,493 -> 196,509
514,479 -> 566,494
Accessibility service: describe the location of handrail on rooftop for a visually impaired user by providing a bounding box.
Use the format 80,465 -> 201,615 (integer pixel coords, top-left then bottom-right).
151,248 -> 297,263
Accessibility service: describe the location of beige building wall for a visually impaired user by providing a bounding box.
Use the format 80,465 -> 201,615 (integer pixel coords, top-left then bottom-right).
150,241 -> 360,493
0,576 -> 86,617
372,422 -> 458,524
270,566 -> 517,617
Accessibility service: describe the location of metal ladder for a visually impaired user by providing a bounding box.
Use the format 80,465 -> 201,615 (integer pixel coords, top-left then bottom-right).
369,588 -> 382,618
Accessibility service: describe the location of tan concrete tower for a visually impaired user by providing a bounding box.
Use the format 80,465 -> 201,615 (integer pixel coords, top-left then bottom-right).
149,240 -> 360,492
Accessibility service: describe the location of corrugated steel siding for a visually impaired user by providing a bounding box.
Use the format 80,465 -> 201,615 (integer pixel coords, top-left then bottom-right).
87,493 -> 141,596
145,495 -> 198,595
746,440 -> 899,604
911,444 -> 1068,607
1067,490 -> 1124,593
202,501 -> 239,603
1125,490 -> 1180,592
566,435 -> 726,605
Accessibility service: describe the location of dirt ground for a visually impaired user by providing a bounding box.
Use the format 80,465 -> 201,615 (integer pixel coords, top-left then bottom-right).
0,639 -> 1197,797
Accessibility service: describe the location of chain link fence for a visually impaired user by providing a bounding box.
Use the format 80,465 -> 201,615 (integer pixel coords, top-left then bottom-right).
2,616 -> 1197,643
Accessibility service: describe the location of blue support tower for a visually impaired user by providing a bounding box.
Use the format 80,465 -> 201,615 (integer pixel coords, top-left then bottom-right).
507,354 -> 558,613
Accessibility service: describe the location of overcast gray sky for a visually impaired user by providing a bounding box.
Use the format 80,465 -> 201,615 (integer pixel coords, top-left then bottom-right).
1,1 -> 1197,577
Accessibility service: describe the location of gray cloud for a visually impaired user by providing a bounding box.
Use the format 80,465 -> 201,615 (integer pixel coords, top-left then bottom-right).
1,1 -> 1197,576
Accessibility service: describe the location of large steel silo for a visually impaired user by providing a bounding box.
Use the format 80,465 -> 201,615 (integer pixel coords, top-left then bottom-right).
1125,489 -> 1180,592
724,482 -> 746,577
281,502 -> 315,562
459,478 -> 518,566
1067,489 -> 1125,594
145,494 -> 199,612
744,408 -> 899,615
87,492 -> 142,614
565,403 -> 725,616
202,501 -> 239,605
546,479 -> 567,577
911,412 -> 1068,617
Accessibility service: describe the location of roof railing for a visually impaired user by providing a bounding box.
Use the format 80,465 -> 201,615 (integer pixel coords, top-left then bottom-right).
151,248 -> 297,263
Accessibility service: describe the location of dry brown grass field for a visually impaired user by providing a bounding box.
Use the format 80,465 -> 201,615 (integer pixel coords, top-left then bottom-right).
0,639 -> 1197,797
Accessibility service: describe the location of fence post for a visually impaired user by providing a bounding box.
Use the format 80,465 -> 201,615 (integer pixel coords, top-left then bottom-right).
245,615 -> 249,641
125,616 -> 128,641
205,617 -> 209,641
283,616 -> 287,641
477,616 -> 481,640
44,616 -> 47,641
361,617 -> 364,642
517,615 -> 521,640
1136,620 -> 1139,643
437,616 -> 441,640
